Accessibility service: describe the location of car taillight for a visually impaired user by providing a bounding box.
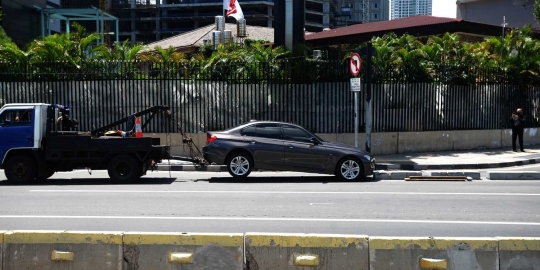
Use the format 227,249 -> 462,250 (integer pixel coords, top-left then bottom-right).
207,134 -> 217,143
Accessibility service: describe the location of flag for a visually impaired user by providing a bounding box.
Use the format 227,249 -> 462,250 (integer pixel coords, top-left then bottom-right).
226,0 -> 244,21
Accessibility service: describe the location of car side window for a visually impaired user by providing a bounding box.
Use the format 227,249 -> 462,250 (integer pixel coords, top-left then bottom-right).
254,124 -> 280,139
241,125 -> 257,136
282,125 -> 313,142
0,109 -> 32,127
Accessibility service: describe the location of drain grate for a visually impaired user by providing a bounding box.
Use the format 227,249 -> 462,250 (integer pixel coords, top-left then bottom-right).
405,176 -> 468,181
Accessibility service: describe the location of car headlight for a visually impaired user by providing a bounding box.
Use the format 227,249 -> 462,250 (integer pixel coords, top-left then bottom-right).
363,155 -> 372,161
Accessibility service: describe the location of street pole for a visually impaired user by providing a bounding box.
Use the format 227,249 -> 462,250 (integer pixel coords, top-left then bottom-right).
355,89 -> 359,148
365,42 -> 373,153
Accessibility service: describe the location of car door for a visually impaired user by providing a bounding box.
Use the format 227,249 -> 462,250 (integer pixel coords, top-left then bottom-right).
0,108 -> 35,162
242,123 -> 285,169
282,124 -> 327,170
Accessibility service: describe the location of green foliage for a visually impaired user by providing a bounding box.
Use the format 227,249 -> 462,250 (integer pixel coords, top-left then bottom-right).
3,21 -> 540,84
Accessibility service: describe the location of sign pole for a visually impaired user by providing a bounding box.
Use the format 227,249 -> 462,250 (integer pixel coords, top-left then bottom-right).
355,89 -> 359,148
349,53 -> 361,148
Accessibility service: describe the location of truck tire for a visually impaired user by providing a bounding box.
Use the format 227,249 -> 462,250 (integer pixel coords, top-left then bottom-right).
4,155 -> 38,184
107,155 -> 141,184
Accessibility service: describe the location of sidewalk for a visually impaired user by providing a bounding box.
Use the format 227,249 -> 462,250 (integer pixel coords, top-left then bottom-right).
375,145 -> 540,170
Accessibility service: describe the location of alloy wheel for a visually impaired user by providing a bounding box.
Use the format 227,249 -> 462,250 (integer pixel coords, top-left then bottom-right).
340,160 -> 360,180
230,156 -> 250,176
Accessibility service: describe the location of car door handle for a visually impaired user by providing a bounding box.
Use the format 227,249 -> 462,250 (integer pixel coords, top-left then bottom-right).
251,141 -> 256,144
286,144 -> 294,148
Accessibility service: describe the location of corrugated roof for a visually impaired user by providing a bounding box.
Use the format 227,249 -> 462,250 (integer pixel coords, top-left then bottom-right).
144,23 -> 275,51
306,15 -> 463,41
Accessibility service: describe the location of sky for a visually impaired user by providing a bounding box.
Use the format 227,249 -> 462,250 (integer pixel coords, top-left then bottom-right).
432,0 -> 458,18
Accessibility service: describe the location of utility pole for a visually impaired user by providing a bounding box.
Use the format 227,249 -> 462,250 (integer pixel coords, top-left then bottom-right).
501,16 -> 508,65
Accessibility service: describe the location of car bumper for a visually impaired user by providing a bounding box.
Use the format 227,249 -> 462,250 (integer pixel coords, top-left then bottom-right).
202,145 -> 226,165
364,158 -> 375,176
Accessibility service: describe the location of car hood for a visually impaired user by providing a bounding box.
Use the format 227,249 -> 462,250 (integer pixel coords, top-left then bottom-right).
322,141 -> 370,155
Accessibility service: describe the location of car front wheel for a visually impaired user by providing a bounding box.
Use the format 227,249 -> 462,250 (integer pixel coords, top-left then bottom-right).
336,157 -> 364,181
227,153 -> 253,178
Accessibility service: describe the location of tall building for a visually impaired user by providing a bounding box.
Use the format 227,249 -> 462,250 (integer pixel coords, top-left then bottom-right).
391,0 -> 431,20
1,0 -> 59,46
457,0 -> 538,29
332,0 -> 390,27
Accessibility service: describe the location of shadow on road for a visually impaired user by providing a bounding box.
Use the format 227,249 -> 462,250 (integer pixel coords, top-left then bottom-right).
204,176 -> 379,184
0,178 -> 177,186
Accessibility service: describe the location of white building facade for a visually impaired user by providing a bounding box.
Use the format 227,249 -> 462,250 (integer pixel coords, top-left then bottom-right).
391,0 -> 432,19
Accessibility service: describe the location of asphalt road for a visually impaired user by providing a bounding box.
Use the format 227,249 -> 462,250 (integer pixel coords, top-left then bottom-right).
1,170 -> 539,237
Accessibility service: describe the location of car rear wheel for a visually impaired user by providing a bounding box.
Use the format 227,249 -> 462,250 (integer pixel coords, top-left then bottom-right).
336,157 -> 364,181
227,153 -> 253,178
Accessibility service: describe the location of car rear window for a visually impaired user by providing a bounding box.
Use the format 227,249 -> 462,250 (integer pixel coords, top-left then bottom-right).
241,124 -> 280,139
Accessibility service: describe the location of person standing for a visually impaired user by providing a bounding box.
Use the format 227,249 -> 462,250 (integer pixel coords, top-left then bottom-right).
511,108 -> 525,152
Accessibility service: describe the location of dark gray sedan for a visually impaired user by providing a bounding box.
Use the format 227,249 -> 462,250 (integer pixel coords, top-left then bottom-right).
202,121 -> 375,181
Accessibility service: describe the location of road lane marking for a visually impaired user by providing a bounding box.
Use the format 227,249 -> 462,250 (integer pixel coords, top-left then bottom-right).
29,190 -> 540,196
309,203 -> 334,205
0,215 -> 539,226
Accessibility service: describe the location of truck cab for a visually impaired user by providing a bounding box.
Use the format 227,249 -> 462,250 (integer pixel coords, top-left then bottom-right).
0,104 -> 49,166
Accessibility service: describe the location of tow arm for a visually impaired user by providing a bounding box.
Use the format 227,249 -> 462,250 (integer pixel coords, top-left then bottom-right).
91,105 -> 207,165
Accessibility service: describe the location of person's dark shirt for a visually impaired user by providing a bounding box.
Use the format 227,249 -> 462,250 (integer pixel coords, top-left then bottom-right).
511,113 -> 525,130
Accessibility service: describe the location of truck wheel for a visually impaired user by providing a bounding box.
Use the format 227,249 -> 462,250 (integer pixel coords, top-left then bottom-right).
4,155 -> 38,184
108,155 -> 141,184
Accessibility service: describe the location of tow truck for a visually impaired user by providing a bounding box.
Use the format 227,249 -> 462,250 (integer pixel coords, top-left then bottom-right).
0,103 -> 205,184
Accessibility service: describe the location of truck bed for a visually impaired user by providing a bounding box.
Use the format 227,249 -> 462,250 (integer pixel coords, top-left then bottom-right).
44,133 -> 170,171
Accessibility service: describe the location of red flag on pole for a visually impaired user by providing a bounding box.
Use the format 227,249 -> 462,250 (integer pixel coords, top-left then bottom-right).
226,0 -> 244,20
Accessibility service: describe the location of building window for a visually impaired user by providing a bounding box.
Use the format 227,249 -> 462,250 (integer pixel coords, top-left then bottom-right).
372,13 -> 378,19
373,2 -> 378,9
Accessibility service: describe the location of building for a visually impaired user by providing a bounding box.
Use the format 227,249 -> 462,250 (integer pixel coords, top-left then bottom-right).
306,15 -> 510,46
59,0 -> 273,44
1,0 -> 61,46
391,0 -> 431,20
457,0 -> 538,30
332,0 -> 390,27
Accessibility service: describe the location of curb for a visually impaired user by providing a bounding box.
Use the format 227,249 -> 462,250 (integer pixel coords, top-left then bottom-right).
375,158 -> 540,171
487,171 -> 540,180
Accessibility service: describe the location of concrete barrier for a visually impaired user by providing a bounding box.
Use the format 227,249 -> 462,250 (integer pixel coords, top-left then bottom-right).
1,231 -> 4,270
498,237 -> 540,270
245,233 -> 369,270
122,232 -> 243,270
2,230 -> 123,270
369,237 -> 498,270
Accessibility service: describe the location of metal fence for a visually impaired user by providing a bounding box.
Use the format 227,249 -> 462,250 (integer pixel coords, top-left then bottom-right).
0,60 -> 538,133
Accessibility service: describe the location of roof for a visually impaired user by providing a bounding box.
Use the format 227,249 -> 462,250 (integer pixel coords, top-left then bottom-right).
305,15 -> 504,46
144,23 -> 275,52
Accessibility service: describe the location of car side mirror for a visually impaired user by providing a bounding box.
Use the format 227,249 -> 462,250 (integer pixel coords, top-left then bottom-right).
310,137 -> 319,145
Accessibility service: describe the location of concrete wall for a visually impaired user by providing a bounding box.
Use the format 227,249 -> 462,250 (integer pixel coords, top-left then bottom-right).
122,232 -> 243,270
245,233 -> 369,270
2,230 -> 123,270
369,237 -> 499,270
498,237 -> 540,270
158,129 -> 540,157
1,232 -> 540,269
